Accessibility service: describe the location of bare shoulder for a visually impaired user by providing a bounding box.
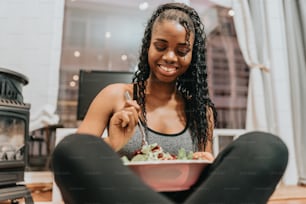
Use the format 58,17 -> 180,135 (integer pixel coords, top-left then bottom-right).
77,83 -> 133,136
94,83 -> 133,109
97,83 -> 133,98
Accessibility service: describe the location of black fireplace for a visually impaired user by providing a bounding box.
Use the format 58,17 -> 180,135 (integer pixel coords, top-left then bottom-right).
0,67 -> 33,203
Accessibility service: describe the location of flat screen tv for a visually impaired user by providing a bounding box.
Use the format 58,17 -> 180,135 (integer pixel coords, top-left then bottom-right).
77,70 -> 134,120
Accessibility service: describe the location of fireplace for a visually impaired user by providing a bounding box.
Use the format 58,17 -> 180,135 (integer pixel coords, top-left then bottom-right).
0,67 -> 33,203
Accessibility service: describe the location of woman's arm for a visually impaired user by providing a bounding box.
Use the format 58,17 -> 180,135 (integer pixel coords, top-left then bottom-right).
77,85 -> 115,137
204,106 -> 215,153
77,83 -> 140,151
194,106 -> 215,161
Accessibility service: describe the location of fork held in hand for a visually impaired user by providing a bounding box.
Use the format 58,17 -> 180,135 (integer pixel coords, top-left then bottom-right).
124,91 -> 148,146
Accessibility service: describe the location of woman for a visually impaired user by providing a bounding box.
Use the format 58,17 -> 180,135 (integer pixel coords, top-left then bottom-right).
52,3 -> 288,204
77,2 -> 216,160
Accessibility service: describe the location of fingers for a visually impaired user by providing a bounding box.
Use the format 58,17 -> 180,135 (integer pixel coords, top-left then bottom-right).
106,96 -> 141,151
108,109 -> 138,151
193,152 -> 215,161
112,106 -> 138,131
124,100 -> 140,113
121,99 -> 140,126
119,109 -> 138,130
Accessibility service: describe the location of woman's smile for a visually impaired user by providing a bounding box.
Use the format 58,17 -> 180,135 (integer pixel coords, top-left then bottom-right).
158,64 -> 178,74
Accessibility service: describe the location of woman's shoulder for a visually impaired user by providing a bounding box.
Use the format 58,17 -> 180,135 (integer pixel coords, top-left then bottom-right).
95,83 -> 133,102
87,83 -> 134,113
103,83 -> 132,92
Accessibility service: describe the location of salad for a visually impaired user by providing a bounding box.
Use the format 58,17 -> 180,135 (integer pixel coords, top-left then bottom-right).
121,143 -> 195,163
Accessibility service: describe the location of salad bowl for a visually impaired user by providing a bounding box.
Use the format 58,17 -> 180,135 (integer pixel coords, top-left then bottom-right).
125,159 -> 211,192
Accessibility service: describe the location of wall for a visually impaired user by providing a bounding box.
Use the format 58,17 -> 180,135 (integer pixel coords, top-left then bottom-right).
0,0 -> 65,131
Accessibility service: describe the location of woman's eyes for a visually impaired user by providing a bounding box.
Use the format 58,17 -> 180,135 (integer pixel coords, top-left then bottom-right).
176,47 -> 190,57
155,45 -> 167,51
154,43 -> 190,57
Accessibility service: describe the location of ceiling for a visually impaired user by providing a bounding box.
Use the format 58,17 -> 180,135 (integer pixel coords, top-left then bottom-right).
61,0 -> 220,73
64,0 -> 219,34
66,0 -> 216,14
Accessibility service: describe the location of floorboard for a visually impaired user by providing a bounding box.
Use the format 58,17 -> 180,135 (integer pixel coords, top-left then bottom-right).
0,182 -> 305,203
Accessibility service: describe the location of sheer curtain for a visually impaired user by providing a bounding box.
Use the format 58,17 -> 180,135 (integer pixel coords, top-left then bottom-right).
208,0 -> 275,133
283,0 -> 306,185
209,0 -> 301,184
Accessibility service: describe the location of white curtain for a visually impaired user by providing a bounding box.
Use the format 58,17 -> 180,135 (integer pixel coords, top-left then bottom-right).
283,0 -> 306,185
209,1 -> 273,131
209,0 -> 299,184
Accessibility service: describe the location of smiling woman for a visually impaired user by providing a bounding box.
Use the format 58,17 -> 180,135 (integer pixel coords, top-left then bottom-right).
58,0 -> 250,132
57,0 -> 225,128
52,3 -> 288,204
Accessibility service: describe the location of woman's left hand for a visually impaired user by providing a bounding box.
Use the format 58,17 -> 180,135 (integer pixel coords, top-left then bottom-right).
192,151 -> 214,162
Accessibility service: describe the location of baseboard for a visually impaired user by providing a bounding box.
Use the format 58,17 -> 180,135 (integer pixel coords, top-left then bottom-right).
22,171 -> 53,184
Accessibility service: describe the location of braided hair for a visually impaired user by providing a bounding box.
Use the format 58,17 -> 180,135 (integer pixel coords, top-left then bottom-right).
132,3 -> 217,150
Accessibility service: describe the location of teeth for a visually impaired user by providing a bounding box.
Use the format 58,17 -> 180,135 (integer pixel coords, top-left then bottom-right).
160,65 -> 176,72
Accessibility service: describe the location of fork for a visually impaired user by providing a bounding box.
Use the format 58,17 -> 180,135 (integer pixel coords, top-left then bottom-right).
124,91 -> 148,146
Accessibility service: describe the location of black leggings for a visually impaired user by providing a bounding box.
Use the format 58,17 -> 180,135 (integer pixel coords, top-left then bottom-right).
52,131 -> 288,204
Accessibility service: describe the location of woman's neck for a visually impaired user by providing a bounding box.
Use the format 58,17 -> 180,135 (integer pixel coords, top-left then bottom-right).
144,77 -> 186,134
145,77 -> 178,100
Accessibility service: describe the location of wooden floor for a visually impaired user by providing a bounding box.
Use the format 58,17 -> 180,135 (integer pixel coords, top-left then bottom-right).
268,184 -> 306,204
1,183 -> 305,203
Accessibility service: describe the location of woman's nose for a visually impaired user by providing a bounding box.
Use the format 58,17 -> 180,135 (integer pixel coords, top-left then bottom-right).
162,50 -> 177,62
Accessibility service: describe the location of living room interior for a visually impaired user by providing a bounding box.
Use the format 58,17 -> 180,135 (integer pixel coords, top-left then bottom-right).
0,0 -> 305,203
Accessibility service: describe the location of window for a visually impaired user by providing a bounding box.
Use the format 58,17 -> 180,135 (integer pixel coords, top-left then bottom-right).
57,2 -> 249,129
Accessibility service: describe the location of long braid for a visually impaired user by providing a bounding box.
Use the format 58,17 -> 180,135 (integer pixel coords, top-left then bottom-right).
133,3 -> 217,150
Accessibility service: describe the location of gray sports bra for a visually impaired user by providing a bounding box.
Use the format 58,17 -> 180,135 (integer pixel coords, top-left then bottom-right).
118,124 -> 196,159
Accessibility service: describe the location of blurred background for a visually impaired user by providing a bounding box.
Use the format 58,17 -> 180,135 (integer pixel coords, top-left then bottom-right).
0,0 -> 305,193
58,0 -> 249,130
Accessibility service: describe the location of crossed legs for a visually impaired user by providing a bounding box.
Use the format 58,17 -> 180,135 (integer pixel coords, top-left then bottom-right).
52,131 -> 288,204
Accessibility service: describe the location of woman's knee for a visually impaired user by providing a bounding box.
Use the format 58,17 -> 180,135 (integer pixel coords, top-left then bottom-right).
237,131 -> 288,156
235,131 -> 288,172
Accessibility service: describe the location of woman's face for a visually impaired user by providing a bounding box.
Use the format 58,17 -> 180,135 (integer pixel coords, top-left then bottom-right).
148,20 -> 194,83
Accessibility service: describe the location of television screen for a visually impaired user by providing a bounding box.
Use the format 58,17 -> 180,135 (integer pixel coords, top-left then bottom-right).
77,70 -> 134,120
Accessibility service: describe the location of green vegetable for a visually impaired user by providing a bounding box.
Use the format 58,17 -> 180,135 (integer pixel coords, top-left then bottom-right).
121,156 -> 130,164
177,148 -> 194,160
122,143 -> 195,163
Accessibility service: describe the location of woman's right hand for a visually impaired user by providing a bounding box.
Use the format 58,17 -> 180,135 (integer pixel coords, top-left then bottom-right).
105,99 -> 140,151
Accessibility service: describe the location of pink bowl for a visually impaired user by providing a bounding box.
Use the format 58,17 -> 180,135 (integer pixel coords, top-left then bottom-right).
125,160 -> 211,192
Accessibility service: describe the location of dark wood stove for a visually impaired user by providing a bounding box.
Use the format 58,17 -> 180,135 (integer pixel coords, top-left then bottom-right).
0,67 -> 33,203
